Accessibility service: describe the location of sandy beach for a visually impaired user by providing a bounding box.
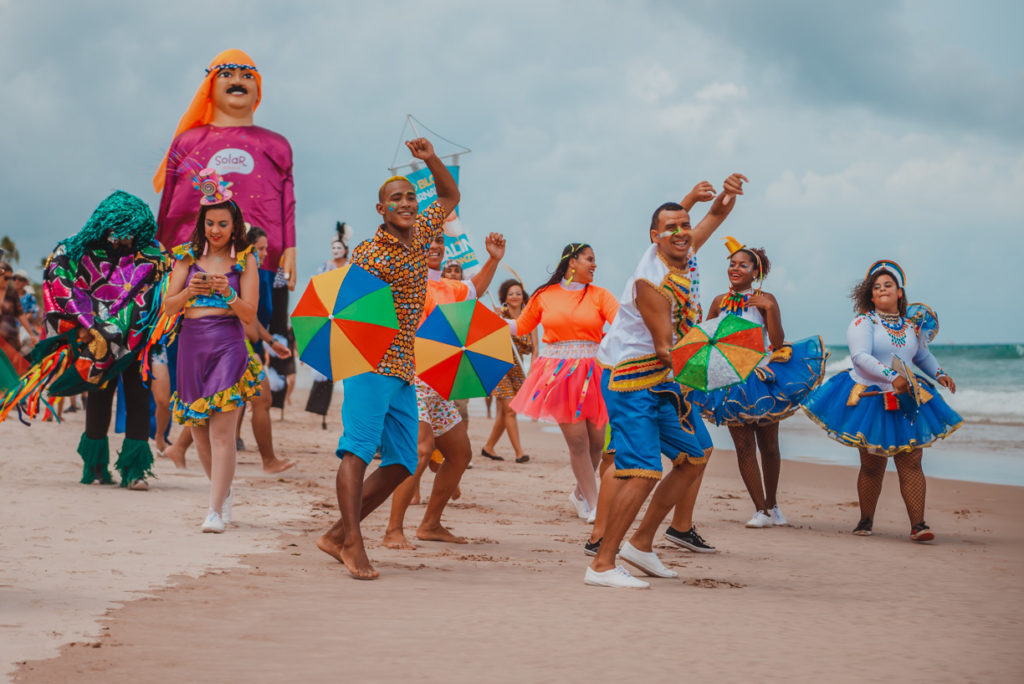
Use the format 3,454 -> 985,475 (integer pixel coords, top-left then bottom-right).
3,390 -> 1023,683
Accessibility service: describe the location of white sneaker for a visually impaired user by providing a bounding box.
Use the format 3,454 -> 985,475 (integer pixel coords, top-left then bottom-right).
202,511 -> 225,533
584,564 -> 651,589
586,505 -> 597,524
222,489 -> 233,524
769,505 -> 788,526
619,542 -> 678,578
569,490 -> 591,520
745,510 -> 774,528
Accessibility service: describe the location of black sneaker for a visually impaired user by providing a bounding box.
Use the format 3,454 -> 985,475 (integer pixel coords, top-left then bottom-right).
853,518 -> 873,536
583,537 -> 601,557
664,526 -> 717,553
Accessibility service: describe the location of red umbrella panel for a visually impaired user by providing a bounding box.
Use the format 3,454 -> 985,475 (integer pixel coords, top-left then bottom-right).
415,299 -> 514,400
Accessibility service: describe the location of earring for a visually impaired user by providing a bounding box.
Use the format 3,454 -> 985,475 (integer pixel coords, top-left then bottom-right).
230,244 -> 236,259
202,240 -> 209,256
566,267 -> 575,283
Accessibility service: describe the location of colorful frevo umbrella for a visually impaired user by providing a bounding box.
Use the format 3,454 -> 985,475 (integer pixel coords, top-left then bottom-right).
290,264 -> 399,381
415,300 -> 514,400
671,315 -> 767,391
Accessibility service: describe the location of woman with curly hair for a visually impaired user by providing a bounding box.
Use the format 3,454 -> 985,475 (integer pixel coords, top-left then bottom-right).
163,173 -> 263,533
802,260 -> 961,542
481,278 -> 537,464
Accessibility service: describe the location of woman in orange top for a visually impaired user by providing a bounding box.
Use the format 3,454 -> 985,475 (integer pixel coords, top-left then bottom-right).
509,243 -> 618,521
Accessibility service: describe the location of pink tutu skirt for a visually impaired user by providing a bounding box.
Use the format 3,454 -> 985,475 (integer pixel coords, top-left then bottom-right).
510,341 -> 606,426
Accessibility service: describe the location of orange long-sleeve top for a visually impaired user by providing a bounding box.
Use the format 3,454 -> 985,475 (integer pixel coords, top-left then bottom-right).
515,283 -> 618,344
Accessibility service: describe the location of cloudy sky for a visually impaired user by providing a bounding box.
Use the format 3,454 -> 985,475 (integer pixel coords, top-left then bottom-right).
1,0 -> 1021,343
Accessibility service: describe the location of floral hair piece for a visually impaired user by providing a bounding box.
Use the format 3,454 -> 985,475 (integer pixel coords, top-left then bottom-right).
194,168 -> 233,205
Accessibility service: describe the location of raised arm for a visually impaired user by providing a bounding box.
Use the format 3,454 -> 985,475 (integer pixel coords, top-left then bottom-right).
469,233 -> 506,297
407,138 -> 460,218
690,173 -> 748,252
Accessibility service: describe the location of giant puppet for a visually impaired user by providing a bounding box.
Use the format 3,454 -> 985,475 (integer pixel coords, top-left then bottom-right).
153,49 -> 296,318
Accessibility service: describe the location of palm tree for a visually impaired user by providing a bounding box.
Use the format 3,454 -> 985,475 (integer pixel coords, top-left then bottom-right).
0,236 -> 18,264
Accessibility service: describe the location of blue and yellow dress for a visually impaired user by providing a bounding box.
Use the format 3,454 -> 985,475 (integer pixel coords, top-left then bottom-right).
691,293 -> 828,426
802,310 -> 961,456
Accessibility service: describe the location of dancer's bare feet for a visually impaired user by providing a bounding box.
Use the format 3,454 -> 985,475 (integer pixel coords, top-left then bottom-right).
316,533 -> 344,563
410,492 -> 421,505
417,524 -> 468,544
262,458 -> 296,474
164,444 -> 186,469
382,529 -> 417,550
340,541 -> 379,580
452,485 -> 462,501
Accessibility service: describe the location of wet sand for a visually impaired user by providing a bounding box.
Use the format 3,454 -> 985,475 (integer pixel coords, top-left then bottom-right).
3,391 -> 1023,683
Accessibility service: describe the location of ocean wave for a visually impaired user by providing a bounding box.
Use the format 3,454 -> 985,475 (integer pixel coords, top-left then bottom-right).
944,389 -> 1024,420
930,344 -> 1024,360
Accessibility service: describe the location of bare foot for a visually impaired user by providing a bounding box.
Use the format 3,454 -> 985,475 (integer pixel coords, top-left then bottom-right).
417,524 -> 468,544
410,492 -> 421,505
452,485 -> 462,501
382,529 -> 417,550
317,533 -> 345,563
263,458 -> 296,474
164,445 -> 186,469
340,541 -> 379,580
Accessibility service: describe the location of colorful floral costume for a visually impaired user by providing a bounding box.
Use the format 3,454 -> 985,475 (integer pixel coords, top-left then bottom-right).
0,191 -> 170,486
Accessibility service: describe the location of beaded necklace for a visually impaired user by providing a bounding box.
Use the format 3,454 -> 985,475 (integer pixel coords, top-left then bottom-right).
721,288 -> 755,315
875,311 -> 909,348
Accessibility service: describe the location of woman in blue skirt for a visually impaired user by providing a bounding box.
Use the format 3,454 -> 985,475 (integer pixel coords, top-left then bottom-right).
802,260 -> 961,542
692,237 -> 828,528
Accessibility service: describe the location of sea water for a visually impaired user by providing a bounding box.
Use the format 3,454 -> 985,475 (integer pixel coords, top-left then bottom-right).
705,343 -> 1024,487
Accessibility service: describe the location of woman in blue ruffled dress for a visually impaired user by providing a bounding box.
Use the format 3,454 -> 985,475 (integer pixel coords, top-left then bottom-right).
802,260 -> 960,542
692,238 -> 828,528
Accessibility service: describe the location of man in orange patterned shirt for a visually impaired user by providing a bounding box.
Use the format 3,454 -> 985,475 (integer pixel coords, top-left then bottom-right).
317,138 -> 460,580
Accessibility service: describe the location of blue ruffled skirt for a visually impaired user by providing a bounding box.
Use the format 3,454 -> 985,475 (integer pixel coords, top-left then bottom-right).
691,335 -> 829,426
802,369 -> 962,457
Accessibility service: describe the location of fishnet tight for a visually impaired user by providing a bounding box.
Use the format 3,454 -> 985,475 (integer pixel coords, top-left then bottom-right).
857,448 -> 926,526
728,422 -> 781,513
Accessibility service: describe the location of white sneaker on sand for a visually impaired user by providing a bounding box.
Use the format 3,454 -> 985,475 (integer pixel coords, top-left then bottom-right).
222,489 -> 233,524
770,505 -> 788,526
584,565 -> 651,589
569,490 -> 591,520
586,506 -> 596,524
619,542 -> 678,578
745,510 -> 774,528
202,511 -> 225,533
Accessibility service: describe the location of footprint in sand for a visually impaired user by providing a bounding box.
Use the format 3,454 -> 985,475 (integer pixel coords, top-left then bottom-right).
685,578 -> 745,589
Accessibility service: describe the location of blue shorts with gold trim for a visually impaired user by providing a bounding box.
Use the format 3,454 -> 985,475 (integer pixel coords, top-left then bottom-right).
601,368 -> 712,480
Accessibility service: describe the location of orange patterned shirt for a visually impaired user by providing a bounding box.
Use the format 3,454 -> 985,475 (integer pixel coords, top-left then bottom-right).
350,201 -> 446,382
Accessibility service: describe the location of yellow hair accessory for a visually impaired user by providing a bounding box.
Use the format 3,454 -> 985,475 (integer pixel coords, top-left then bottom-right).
722,236 -> 745,256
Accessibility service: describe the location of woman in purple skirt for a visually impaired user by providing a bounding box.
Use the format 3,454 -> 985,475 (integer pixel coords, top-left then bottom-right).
163,170 -> 263,533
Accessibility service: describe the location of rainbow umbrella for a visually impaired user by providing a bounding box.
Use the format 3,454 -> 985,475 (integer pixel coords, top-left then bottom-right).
672,315 -> 767,391
415,300 -> 514,399
290,264 -> 399,381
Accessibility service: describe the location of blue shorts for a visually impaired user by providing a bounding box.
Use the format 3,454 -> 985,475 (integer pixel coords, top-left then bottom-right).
337,373 -> 418,474
601,368 -> 713,480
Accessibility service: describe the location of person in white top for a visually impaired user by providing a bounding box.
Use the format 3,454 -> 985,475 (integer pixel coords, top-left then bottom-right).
803,260 -> 961,542
584,173 -> 748,589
